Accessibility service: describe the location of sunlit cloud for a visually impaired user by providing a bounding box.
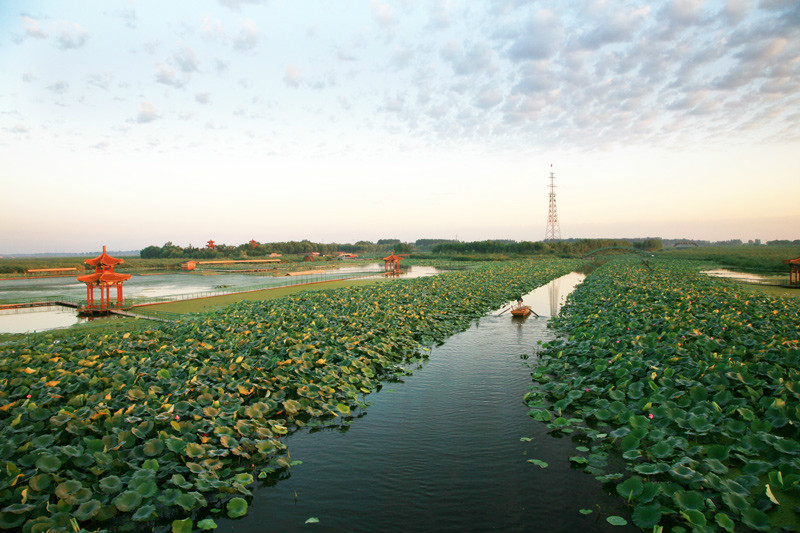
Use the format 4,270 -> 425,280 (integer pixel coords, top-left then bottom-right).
22,16 -> 47,39
233,20 -> 259,50
135,101 -> 159,123
56,21 -> 88,49
283,65 -> 301,88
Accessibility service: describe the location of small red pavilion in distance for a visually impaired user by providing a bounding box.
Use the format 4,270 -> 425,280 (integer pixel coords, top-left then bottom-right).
383,253 -> 403,272
784,256 -> 800,286
76,246 -> 132,311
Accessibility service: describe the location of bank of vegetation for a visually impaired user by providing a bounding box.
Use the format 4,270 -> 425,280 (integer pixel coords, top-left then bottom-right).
0,259 -> 576,532
662,245 -> 800,274
527,257 -> 800,531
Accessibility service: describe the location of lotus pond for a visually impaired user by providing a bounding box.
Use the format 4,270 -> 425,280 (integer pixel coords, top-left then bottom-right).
527,257 -> 800,532
0,259 -> 579,532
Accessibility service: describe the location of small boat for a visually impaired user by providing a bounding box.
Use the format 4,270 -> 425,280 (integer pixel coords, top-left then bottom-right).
510,305 -> 532,318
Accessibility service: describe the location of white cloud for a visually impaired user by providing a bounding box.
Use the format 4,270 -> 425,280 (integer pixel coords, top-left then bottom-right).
22,16 -> 47,39
56,21 -> 88,49
371,1 -> 396,28
195,92 -> 211,104
283,65 -> 301,88
46,81 -> 69,94
505,10 -> 562,61
233,19 -> 259,50
217,0 -> 266,11
136,102 -> 159,123
175,45 -> 199,73
156,63 -> 187,88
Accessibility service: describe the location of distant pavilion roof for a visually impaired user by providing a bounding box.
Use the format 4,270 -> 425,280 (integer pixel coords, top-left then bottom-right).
85,245 -> 125,267
382,253 -> 403,262
783,256 -> 800,265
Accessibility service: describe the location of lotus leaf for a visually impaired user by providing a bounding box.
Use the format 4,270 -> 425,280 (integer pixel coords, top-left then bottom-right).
681,509 -> 706,527
172,517 -> 193,533
714,512 -> 735,533
632,503 -> 661,529
616,476 -> 643,501
226,497 -> 248,518
113,490 -> 143,512
673,490 -> 704,511
73,499 -> 102,521
35,454 -> 62,473
132,504 -> 157,522
606,516 -> 628,526
198,518 -> 218,529
99,475 -> 123,494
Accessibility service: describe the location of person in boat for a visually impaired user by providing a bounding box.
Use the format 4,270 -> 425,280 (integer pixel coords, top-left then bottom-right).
515,296 -> 524,309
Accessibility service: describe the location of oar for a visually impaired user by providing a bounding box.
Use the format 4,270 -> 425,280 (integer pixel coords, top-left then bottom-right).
497,306 -> 512,315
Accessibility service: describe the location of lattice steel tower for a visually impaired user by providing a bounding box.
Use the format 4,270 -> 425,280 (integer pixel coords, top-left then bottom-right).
544,170 -> 561,241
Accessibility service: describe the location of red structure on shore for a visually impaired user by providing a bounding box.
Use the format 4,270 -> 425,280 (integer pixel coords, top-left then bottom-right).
76,246 -> 132,311
383,253 -> 403,272
784,256 -> 800,286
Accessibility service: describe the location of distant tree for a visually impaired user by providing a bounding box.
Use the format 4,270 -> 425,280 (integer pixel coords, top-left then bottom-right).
377,239 -> 401,246
394,242 -> 414,254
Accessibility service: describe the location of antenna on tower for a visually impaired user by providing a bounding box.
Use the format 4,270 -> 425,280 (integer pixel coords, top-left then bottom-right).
544,165 -> 561,241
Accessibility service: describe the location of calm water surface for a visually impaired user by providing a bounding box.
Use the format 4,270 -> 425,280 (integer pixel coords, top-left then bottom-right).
210,273 -> 637,533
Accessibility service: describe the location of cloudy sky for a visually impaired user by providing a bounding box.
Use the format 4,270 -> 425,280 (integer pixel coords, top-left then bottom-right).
1,0 -> 798,254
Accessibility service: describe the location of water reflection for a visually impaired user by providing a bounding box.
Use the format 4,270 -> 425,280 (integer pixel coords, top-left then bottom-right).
0,306 -> 87,334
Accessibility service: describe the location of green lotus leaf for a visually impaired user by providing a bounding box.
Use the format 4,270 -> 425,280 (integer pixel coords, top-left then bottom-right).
28,473 -> 52,492
143,439 -> 164,457
55,480 -> 83,500
632,503 -> 662,529
171,474 -> 193,490
721,491 -> 748,514
132,503 -> 157,522
72,499 -> 102,521
113,490 -> 143,512
673,490 -> 704,511
233,473 -> 254,485
130,477 -> 158,498
616,476 -> 643,501
185,443 -> 205,458
649,441 -> 674,459
527,459 -> 548,468
172,517 -> 193,533
0,511 -> 26,529
715,512 -> 735,533
226,497 -> 248,518
680,509 -> 706,527
606,516 -> 628,526
670,465 -> 700,482
166,437 -> 186,453
198,518 -> 218,530
702,458 -> 728,475
633,462 -> 665,476
35,454 -> 62,473
176,491 -> 201,511
305,517 -> 320,524
705,444 -> 729,461
741,507 -> 771,530
773,437 -> 800,455
336,403 -> 350,415
99,475 -> 123,494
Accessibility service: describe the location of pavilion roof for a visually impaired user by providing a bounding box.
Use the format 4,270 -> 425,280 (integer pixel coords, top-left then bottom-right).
383,253 -> 403,261
85,246 -> 125,267
783,256 -> 800,265
77,271 -> 132,284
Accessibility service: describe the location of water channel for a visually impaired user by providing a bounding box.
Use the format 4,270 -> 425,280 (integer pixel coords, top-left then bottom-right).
207,272 -> 637,533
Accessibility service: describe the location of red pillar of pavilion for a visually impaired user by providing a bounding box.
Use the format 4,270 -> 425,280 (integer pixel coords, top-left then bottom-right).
77,246 -> 133,311
785,256 -> 800,286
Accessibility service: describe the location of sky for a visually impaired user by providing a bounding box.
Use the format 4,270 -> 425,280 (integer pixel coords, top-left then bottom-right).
1,0 -> 799,254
